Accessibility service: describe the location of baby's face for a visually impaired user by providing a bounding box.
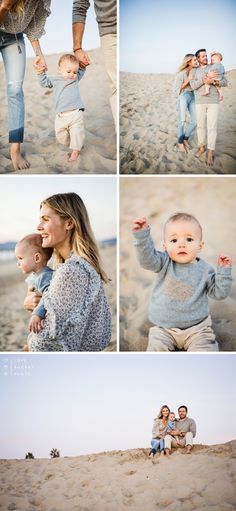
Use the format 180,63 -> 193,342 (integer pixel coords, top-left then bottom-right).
164,220 -> 203,264
15,243 -> 37,274
169,413 -> 175,422
211,54 -> 221,64
59,60 -> 79,80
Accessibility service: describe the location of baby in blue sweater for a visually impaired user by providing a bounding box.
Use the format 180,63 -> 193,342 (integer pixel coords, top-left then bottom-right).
132,212 -> 232,351
37,53 -> 85,162
15,234 -> 53,350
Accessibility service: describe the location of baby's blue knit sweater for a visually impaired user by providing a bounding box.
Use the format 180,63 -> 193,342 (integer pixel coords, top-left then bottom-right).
133,227 -> 233,329
38,69 -> 85,113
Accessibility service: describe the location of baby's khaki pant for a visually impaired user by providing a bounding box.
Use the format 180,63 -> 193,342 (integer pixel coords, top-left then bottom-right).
147,315 -> 218,352
165,432 -> 193,450
55,109 -> 85,150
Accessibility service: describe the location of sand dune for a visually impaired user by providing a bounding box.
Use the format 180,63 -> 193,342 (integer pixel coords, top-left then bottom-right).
0,440 -> 235,511
120,177 -> 236,351
120,70 -> 236,174
0,245 -> 116,351
0,49 -> 116,174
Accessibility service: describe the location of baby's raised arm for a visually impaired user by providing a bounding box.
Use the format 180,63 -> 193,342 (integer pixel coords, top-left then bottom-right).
132,217 -> 148,231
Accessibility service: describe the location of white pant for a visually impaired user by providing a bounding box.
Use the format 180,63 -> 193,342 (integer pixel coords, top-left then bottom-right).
55,109 -> 85,150
101,33 -> 117,130
147,315 -> 219,352
195,103 -> 219,150
165,432 -> 193,450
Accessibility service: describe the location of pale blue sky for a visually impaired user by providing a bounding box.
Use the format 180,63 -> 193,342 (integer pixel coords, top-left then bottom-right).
26,0 -> 100,57
120,0 -> 236,73
0,354 -> 235,459
0,176 -> 116,242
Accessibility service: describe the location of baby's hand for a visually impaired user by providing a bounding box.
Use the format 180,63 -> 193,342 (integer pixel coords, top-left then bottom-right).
29,314 -> 44,333
217,254 -> 232,267
132,217 -> 148,231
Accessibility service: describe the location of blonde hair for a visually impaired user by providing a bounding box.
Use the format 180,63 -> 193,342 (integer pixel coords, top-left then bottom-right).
177,54 -> 194,74
40,193 -> 109,283
157,405 -> 170,423
211,52 -> 223,61
18,233 -> 53,263
164,212 -> 203,240
58,53 -> 78,67
11,0 -> 25,16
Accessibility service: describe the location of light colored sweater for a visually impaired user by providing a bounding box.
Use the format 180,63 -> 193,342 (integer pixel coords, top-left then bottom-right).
28,253 -> 111,352
72,0 -> 116,37
38,70 -> 85,114
190,65 -> 227,104
133,227 -> 233,329
175,417 -> 196,437
0,0 -> 51,40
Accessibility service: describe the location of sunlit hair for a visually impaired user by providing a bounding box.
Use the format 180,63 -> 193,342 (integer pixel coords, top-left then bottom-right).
58,53 -> 78,67
18,233 -> 53,263
211,51 -> 223,61
40,193 -> 109,283
177,54 -> 194,74
164,212 -> 203,240
11,0 -> 25,16
157,405 -> 170,421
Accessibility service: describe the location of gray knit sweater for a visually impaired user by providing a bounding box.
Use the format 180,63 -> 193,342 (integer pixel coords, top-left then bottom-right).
190,65 -> 227,104
133,227 -> 233,329
38,69 -> 85,114
0,0 -> 51,40
28,254 -> 111,352
72,0 -> 116,37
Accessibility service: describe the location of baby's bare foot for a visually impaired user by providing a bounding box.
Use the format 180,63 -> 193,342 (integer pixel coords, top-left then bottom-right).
10,144 -> 30,170
69,150 -> 80,162
178,143 -> 187,153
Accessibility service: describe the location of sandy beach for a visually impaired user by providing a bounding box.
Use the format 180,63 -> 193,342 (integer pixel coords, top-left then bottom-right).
0,245 -> 116,351
120,70 -> 236,174
120,177 -> 236,351
0,441 -> 235,511
0,49 -> 116,174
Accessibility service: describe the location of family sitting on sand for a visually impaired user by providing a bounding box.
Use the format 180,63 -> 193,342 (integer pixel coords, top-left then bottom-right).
15,192 -> 111,352
132,212 -> 233,351
0,0 -> 116,169
175,48 -> 227,166
149,405 -> 196,457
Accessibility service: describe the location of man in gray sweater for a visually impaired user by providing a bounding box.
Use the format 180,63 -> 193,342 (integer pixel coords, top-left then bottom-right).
165,406 -> 196,454
132,212 -> 233,351
190,48 -> 227,166
72,0 -> 117,129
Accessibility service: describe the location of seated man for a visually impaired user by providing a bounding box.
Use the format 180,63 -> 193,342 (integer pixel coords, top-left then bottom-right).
164,405 -> 196,454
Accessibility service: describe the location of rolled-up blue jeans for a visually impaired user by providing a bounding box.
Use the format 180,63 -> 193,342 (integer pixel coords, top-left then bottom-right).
0,31 -> 26,143
177,90 -> 196,144
151,438 -> 165,453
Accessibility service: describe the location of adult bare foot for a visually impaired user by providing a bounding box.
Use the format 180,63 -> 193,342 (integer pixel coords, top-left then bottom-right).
183,140 -> 190,151
10,143 -> 30,170
165,448 -> 170,456
69,150 -> 80,162
207,149 -> 214,166
186,445 -> 192,454
195,145 -> 206,158
178,143 -> 187,153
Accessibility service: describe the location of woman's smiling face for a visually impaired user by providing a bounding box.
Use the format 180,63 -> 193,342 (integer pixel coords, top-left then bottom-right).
37,204 -> 69,251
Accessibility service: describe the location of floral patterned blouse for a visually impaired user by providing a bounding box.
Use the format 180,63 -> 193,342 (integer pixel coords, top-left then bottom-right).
28,253 -> 111,352
0,0 -> 51,40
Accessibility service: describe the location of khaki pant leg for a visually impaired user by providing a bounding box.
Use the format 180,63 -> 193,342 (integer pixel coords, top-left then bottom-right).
100,33 -> 117,129
69,110 -> 85,150
147,326 -> 176,352
55,114 -> 70,147
184,432 -> 193,446
195,104 -> 207,147
164,434 -> 184,450
207,103 -> 219,150
184,316 -> 219,352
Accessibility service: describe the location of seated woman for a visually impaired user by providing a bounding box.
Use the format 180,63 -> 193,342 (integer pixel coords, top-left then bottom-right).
175,54 -> 198,153
25,192 -> 111,351
149,404 -> 170,458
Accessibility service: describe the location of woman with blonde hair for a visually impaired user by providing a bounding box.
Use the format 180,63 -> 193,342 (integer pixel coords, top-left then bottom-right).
149,404 -> 170,458
24,192 -> 111,352
0,0 -> 51,170
175,53 -> 198,153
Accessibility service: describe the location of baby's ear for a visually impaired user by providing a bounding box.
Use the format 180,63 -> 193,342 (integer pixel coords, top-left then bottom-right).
34,252 -> 42,263
199,241 -> 204,252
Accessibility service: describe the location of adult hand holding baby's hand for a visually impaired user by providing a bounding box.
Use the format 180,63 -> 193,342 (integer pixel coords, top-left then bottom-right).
33,56 -> 47,73
74,48 -> 90,69
217,254 -> 232,267
132,217 -> 148,231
